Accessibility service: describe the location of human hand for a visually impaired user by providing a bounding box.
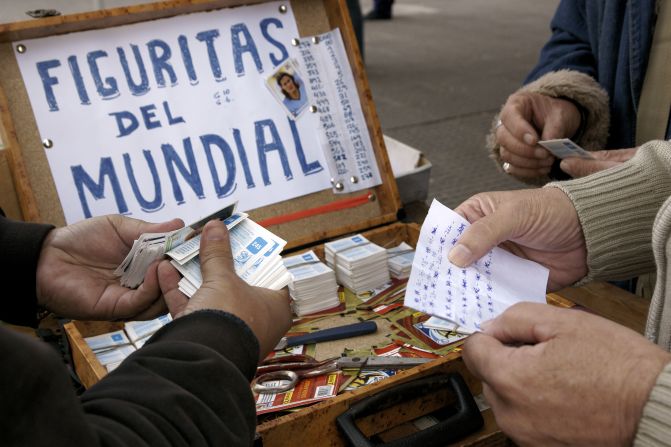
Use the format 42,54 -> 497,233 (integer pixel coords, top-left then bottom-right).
560,147 -> 638,178
36,215 -> 184,321
158,220 -> 292,360
497,92 -> 581,178
463,302 -> 671,446
449,188 -> 586,291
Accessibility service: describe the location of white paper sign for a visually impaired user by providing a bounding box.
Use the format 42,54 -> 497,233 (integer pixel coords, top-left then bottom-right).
296,29 -> 382,193
405,199 -> 549,333
14,2 -> 332,224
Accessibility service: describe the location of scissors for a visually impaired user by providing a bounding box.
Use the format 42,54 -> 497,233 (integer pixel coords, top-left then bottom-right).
252,355 -> 433,394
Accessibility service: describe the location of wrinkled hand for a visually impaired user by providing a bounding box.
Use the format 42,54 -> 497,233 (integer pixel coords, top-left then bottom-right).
449,188 -> 586,291
497,92 -> 581,178
463,302 -> 671,446
36,215 -> 183,321
158,220 -> 292,360
560,147 -> 638,178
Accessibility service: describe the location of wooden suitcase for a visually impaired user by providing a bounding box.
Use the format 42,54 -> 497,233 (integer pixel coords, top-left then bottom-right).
0,1 -> 648,445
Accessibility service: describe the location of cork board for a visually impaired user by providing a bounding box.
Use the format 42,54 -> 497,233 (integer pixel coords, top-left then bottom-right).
0,0 -> 400,249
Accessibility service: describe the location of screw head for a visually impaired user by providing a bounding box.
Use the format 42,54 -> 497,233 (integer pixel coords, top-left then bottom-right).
16,44 -> 26,54
279,4 -> 288,13
291,38 -> 300,46
42,138 -> 53,148
334,182 -> 344,191
350,176 -> 359,184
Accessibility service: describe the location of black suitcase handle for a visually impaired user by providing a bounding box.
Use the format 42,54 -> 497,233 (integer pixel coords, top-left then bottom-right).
336,373 -> 484,447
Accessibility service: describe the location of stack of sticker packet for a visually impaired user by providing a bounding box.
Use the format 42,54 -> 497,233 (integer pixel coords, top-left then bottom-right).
325,234 -> 390,294
282,250 -> 339,316
165,212 -> 292,296
84,314 -> 172,372
386,242 -> 415,279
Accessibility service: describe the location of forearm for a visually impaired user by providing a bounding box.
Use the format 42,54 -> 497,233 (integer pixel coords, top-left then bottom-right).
635,362 -> 671,446
81,310 -> 260,446
2,310 -> 261,446
0,212 -> 54,326
547,141 -> 671,282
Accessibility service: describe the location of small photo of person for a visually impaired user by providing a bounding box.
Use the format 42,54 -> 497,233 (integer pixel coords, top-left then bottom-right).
267,60 -> 309,119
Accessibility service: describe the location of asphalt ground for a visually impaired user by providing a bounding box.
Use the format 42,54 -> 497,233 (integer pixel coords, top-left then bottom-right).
360,0 -> 559,208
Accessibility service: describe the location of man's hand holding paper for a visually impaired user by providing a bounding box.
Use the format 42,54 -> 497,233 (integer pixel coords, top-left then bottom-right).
449,188 -> 587,290
406,199 -> 554,333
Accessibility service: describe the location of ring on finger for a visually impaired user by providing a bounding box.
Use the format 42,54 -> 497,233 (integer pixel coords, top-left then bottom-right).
502,162 -> 511,173
495,119 -> 503,129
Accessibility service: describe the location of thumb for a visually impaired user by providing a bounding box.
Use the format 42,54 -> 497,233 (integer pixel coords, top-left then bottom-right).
448,205 -> 519,267
142,218 -> 184,233
198,220 -> 235,282
560,158 -> 619,178
462,332 -> 513,383
539,113 -> 569,141
482,302 -> 560,344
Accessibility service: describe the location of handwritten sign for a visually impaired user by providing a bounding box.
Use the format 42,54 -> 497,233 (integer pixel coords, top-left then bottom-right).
14,2 -> 333,224
297,30 -> 382,193
405,199 -> 549,333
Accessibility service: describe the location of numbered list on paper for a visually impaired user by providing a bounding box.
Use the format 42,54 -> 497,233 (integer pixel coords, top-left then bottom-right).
405,200 -> 549,333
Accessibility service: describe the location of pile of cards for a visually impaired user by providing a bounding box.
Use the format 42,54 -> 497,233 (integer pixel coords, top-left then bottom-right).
538,138 -> 594,159
167,213 -> 292,296
84,314 -> 172,372
125,313 -> 172,349
282,250 -> 340,316
115,204 -> 236,288
85,330 -> 136,373
387,242 -> 415,279
325,234 -> 390,294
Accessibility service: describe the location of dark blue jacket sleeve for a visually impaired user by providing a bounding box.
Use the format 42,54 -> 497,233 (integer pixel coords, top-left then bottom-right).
525,0 -> 596,83
0,211 -> 54,326
1,310 -> 260,446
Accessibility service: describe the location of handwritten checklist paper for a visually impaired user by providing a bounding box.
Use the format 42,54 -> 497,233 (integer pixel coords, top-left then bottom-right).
405,200 -> 549,334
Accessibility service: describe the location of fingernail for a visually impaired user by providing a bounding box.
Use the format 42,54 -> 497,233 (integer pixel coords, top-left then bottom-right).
523,133 -> 535,145
203,221 -> 226,241
449,244 -> 473,267
534,148 -> 547,158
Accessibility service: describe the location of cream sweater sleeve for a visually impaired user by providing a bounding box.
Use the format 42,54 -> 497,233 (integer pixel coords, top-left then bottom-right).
547,141 -> 671,446
546,141 -> 671,282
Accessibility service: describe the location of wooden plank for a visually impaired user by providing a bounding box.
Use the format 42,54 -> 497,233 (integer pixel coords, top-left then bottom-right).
0,149 -> 23,219
0,85 -> 39,221
63,321 -> 112,388
256,353 -> 485,447
0,0 -> 268,42
549,281 -> 649,334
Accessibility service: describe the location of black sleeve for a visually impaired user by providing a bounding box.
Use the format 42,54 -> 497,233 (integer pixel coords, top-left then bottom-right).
1,310 -> 261,446
0,211 -> 54,326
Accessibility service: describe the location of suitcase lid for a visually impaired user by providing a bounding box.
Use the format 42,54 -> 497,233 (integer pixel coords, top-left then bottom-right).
0,0 -> 401,250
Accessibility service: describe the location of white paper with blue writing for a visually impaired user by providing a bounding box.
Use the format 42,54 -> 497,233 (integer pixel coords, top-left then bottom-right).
405,200 -> 549,334
14,2 -> 332,224
296,29 -> 382,193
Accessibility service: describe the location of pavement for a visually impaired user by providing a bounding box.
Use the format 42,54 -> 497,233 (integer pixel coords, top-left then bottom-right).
359,0 -> 559,208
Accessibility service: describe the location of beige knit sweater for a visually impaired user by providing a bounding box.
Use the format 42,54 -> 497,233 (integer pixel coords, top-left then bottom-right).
548,141 -> 671,444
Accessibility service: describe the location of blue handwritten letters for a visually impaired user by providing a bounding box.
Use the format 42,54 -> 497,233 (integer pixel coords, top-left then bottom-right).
296,30 -> 381,193
15,2 -> 332,224
405,199 -> 549,334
